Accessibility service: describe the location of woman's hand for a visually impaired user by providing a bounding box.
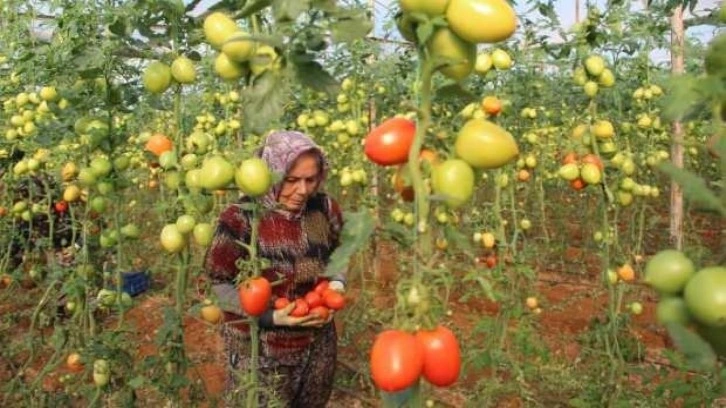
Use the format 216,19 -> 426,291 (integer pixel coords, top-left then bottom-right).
272,302 -> 332,328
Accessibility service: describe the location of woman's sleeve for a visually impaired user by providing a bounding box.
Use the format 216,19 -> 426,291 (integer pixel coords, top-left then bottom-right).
204,204 -> 249,315
325,196 -> 347,286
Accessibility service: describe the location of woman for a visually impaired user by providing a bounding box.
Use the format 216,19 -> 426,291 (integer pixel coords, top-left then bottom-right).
204,131 -> 346,407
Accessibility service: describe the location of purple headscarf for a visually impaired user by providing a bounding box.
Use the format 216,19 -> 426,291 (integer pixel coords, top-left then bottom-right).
258,130 -> 329,210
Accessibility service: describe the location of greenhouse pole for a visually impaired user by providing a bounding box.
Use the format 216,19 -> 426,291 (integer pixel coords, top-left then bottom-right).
669,5 -> 685,250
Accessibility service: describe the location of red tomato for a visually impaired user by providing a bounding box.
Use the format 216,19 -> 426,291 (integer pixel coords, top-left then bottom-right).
570,178 -> 586,190
364,117 -> 416,166
238,277 -> 272,316
305,291 -> 324,309
415,326 -> 461,387
309,306 -> 330,320
323,290 -> 345,310
290,299 -> 310,317
485,254 -> 497,269
54,200 -> 68,213
314,280 -> 330,295
274,297 -> 290,310
370,330 -> 424,392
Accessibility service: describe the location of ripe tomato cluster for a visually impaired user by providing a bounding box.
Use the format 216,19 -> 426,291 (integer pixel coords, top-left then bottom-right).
370,326 -> 461,392
273,280 -> 345,320
238,277 -> 345,320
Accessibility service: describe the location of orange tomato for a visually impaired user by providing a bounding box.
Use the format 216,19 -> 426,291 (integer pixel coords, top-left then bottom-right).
481,96 -> 502,116
145,133 -> 174,157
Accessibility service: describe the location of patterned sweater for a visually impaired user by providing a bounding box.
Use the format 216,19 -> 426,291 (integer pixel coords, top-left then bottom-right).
204,193 -> 344,351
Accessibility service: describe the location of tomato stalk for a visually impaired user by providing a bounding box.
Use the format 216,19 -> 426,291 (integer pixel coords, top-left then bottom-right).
246,202 -> 261,408
589,97 -> 626,401
408,54 -> 435,264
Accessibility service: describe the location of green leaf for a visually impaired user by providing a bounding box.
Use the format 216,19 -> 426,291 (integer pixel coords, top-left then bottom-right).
330,16 -> 372,43
657,162 -> 726,216
324,211 -> 375,278
291,58 -> 340,95
665,322 -> 718,372
242,71 -> 288,134
128,376 -> 145,389
272,0 -> 310,22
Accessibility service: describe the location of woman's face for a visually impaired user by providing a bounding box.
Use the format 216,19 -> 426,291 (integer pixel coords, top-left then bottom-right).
278,151 -> 321,212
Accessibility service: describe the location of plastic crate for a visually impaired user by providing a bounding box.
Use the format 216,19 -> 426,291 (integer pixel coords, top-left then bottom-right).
116,270 -> 150,297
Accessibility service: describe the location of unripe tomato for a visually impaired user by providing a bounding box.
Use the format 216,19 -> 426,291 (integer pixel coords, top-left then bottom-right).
203,12 -> 239,50
431,159 -> 474,208
454,119 -> 519,169
160,224 -> 186,253
143,61 -> 172,94
235,158 -> 272,197
446,0 -> 517,44
427,28 -> 476,81
644,249 -> 695,295
171,56 -> 197,84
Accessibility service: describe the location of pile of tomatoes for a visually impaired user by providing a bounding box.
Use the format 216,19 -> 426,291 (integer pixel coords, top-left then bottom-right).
273,280 -> 345,320
238,277 -> 345,321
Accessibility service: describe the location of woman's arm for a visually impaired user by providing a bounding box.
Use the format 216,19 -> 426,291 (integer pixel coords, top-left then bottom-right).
325,196 -> 347,291
204,204 -> 249,315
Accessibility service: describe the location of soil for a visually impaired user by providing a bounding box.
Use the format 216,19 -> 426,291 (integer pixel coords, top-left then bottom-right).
0,201 -> 723,407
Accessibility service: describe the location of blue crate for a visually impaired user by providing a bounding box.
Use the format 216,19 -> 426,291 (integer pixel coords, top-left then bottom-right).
117,270 -> 150,297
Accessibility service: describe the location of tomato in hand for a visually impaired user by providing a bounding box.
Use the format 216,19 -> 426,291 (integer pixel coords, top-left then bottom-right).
290,299 -> 310,317
305,291 -> 324,309
364,117 -> 416,166
415,326 -> 461,387
309,305 -> 330,320
274,297 -> 290,310
370,329 -> 424,392
238,277 -> 272,316
323,290 -> 345,310
314,280 -> 330,295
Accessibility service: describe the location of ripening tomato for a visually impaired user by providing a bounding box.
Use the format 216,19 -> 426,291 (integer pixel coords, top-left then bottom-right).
238,277 -> 272,316
561,152 -> 578,165
305,291 -> 324,309
145,133 -> 173,157
290,299 -> 310,317
364,117 -> 416,166
323,290 -> 345,310
370,330 -> 425,392
581,153 -> 604,171
415,326 -> 461,387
